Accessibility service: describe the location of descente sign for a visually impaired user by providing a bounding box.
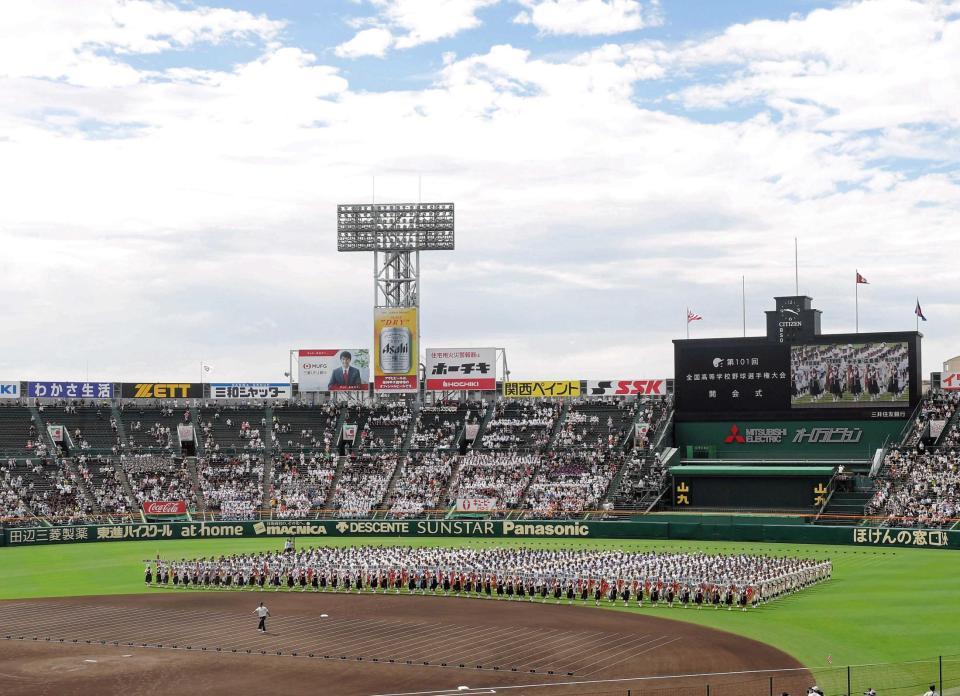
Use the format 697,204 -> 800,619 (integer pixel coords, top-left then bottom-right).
3,519 -> 957,550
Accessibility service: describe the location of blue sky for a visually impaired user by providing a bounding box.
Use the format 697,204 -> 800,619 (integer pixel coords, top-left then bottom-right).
0,0 -> 957,382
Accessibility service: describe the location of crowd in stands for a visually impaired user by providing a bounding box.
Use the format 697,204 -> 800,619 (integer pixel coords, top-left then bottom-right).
123,455 -> 197,509
868,446 -> 959,528
361,401 -> 410,449
386,452 -> 453,517
74,455 -> 130,516
329,453 -> 398,517
449,453 -> 538,510
523,451 -> 622,516
270,452 -> 336,518
480,401 -> 559,451
1,395 -> 675,526
198,453 -> 263,520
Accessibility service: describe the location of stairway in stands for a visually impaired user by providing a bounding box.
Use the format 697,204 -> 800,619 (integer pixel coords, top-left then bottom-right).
321,407 -> 350,513
819,487 -> 874,526
375,401 -> 421,517
185,457 -> 207,513
261,406 -> 274,513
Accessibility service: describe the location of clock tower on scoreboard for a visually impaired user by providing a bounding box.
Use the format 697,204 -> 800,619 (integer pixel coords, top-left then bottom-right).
765,296 -> 821,344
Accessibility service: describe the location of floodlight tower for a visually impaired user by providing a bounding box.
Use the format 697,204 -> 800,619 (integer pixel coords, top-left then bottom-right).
336,202 -> 455,309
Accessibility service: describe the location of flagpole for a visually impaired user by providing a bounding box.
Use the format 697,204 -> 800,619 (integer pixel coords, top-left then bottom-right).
794,237 -> 799,295
742,275 -> 746,337
855,272 -> 859,333
686,307 -> 689,340
916,298 -> 919,332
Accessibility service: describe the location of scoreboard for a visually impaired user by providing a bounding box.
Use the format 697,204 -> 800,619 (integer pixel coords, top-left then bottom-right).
674,296 -> 921,423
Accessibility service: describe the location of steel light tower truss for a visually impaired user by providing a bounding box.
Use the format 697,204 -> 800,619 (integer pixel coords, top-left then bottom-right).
337,203 -> 455,308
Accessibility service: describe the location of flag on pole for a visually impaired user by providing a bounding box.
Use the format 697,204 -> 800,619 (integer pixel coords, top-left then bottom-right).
915,299 -> 927,321
687,309 -> 702,323
856,272 -> 869,284
202,363 -> 213,373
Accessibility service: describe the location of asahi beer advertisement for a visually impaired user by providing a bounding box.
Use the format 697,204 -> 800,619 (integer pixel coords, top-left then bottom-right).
297,349 -> 369,392
374,307 -> 418,393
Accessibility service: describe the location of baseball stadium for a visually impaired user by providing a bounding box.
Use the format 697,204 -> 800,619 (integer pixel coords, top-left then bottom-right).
2,217 -> 959,696
4,2 -> 960,695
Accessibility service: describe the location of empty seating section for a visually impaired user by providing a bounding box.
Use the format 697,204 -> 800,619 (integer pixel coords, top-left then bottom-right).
200,408 -> 266,453
359,401 -> 410,450
448,453 -> 538,510
40,405 -> 119,451
197,453 -> 263,520
123,455 -> 198,508
329,453 -> 399,517
410,403 -> 470,450
270,453 -> 337,518
385,452 -> 453,517
556,399 -> 638,450
119,407 -> 185,452
0,407 -> 38,454
480,401 -> 559,451
523,450 -> 624,516
271,406 -> 339,453
75,455 -> 131,515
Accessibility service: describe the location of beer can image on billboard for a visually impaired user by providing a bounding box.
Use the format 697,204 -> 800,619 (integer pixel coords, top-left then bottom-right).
373,307 -> 418,393
379,327 -> 412,374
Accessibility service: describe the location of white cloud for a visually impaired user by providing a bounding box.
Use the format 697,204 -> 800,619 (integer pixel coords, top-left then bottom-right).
513,0 -> 662,36
0,0 -> 958,380
335,27 -> 396,58
336,0 -> 498,58
0,0 -> 283,86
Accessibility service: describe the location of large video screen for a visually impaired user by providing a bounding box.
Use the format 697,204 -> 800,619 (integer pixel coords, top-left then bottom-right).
790,341 -> 910,408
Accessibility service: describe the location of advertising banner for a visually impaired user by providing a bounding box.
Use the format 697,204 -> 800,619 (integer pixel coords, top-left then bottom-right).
120,383 -> 202,399
426,348 -> 496,391
143,501 -> 187,515
4,518 -> 957,550
47,425 -> 64,443
28,381 -> 114,399
455,497 -> 497,512
298,349 -> 370,392
342,423 -> 358,443
0,381 -> 20,399
942,373 -> 960,391
586,380 -> 666,396
503,381 -> 581,398
374,307 -> 418,393
209,383 -> 292,400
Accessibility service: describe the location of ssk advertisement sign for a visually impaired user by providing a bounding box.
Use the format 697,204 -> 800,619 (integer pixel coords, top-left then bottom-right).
586,380 -> 666,396
426,348 -> 496,391
121,383 -> 202,399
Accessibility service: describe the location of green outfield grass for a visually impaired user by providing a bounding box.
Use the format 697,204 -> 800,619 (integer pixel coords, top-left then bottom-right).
3,537 -> 958,691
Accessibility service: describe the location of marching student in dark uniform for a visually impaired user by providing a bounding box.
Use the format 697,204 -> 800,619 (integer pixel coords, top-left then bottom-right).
712,585 -> 722,609
496,575 -> 504,599
725,586 -> 735,610
442,573 -> 451,596
453,573 -> 462,597
580,579 -> 588,603
540,580 -> 549,603
680,585 -> 690,608
485,575 -> 493,599
594,580 -> 603,606
430,572 -> 439,594
665,583 -> 675,607
608,582 -> 618,604
505,576 -> 514,600
144,563 -> 152,586
526,577 -> 536,602
566,580 -> 575,605
695,585 -> 704,609
312,569 -> 319,591
621,582 -> 631,607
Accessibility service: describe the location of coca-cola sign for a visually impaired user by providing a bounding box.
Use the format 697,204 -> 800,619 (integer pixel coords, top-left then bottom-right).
143,501 -> 187,515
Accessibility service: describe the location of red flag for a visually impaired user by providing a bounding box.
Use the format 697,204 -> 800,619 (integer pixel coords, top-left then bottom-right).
856,272 -> 869,284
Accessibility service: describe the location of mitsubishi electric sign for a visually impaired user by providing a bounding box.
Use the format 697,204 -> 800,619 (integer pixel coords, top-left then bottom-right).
723,423 -> 863,445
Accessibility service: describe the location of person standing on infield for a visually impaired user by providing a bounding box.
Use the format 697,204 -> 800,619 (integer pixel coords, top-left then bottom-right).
254,602 -> 270,633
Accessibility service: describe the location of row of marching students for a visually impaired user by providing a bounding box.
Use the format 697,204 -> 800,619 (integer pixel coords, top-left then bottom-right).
145,560 -> 824,612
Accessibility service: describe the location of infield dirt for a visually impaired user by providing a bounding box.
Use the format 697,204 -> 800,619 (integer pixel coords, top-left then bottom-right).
0,592 -> 810,695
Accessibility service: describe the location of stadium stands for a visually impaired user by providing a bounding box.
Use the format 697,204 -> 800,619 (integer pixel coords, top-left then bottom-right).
0,394 -> 676,525
479,400 -> 559,451
868,446 -> 959,528
197,453 -> 264,520
269,452 -> 336,518
328,453 -> 399,517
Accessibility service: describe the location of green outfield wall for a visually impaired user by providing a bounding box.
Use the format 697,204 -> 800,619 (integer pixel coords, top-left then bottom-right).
2,518 -> 955,550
